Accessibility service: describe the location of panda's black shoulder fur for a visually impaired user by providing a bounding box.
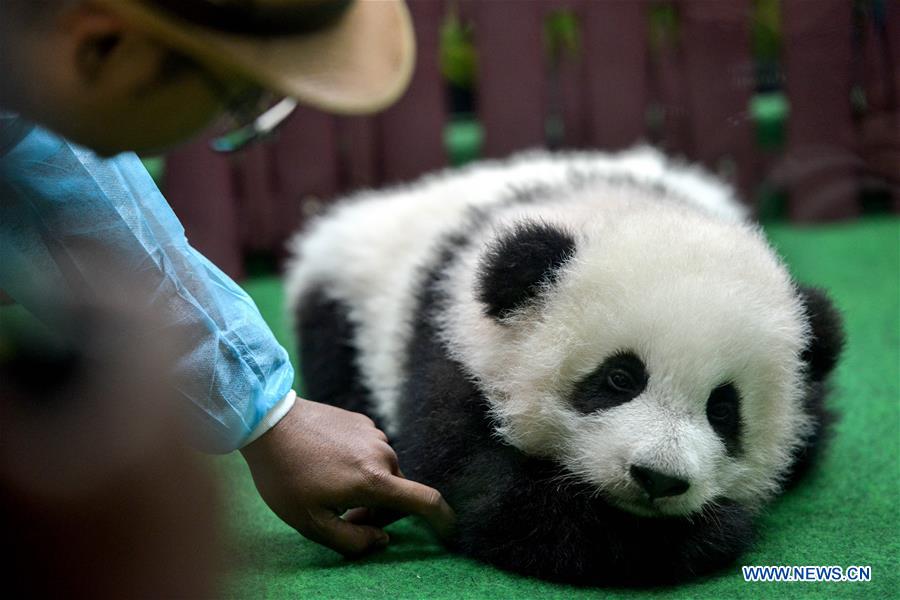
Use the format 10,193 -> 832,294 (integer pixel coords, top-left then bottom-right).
388,238 -> 754,585
296,287 -> 384,431
782,285 -> 845,487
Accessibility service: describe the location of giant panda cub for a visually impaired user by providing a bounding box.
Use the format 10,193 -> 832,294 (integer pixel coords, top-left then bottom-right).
286,148 -> 843,585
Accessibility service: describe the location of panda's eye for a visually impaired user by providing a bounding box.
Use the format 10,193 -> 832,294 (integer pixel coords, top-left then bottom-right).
706,401 -> 736,421
706,383 -> 741,455
707,399 -> 735,422
707,384 -> 738,423
607,369 -> 637,393
570,351 -> 648,414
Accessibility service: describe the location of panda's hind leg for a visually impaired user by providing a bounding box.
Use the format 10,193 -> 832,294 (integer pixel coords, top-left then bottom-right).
295,287 -> 381,429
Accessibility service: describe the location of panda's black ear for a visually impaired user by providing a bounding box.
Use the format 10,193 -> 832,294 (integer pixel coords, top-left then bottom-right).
477,222 -> 576,319
797,285 -> 845,382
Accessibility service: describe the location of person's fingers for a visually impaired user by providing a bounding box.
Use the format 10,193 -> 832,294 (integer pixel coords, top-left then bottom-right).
307,511 -> 389,557
364,475 -> 456,539
375,441 -> 400,474
342,507 -> 371,523
355,413 -> 376,429
343,506 -> 406,529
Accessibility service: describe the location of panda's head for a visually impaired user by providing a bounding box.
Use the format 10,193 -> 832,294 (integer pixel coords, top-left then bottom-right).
437,199 -> 843,518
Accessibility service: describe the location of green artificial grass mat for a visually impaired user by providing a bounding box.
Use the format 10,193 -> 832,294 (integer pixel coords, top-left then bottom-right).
227,216 -> 899,599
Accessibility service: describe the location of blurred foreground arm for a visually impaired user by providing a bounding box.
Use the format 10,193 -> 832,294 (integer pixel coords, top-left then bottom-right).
0,115 -> 293,452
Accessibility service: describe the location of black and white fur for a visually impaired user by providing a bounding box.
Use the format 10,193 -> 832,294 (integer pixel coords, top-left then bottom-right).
286,148 -> 843,585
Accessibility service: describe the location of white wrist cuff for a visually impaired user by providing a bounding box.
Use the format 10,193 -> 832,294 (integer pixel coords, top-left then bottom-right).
241,389 -> 296,448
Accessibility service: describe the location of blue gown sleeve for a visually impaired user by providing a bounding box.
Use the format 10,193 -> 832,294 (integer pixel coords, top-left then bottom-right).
0,117 -> 295,453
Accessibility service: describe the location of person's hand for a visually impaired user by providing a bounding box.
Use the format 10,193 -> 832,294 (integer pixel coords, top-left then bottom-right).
240,397 -> 455,556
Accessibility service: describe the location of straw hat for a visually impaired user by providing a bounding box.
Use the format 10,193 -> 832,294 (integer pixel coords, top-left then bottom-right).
94,0 -> 416,114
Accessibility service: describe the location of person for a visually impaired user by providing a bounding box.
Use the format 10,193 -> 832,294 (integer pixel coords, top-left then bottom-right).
0,0 -> 454,558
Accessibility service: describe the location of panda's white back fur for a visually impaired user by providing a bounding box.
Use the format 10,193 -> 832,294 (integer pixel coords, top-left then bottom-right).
286,147 -> 811,514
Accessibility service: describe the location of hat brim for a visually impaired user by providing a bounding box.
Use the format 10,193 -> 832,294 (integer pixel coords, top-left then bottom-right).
95,0 -> 416,115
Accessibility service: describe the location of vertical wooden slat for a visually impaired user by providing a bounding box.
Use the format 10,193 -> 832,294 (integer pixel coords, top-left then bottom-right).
581,0 -> 650,150
891,0 -> 900,106
472,0 -> 547,157
860,1 -> 900,210
545,0 -> 586,149
231,144 -> 275,253
269,107 -> 339,257
782,0 -> 858,221
653,8 -> 693,156
556,43 -> 587,148
680,0 -> 756,198
164,137 -> 243,279
556,1 -> 586,149
336,116 -> 378,191
888,1 -> 900,213
377,0 -> 447,183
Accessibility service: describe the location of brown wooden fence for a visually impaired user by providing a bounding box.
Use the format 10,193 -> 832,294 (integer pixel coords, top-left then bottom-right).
164,0 -> 899,280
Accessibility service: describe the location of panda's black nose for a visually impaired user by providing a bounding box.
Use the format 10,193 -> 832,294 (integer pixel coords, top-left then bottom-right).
629,465 -> 690,500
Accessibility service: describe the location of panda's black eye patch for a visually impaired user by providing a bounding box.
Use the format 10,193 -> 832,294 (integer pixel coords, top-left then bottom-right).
707,383 -> 742,455
570,351 -> 648,414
